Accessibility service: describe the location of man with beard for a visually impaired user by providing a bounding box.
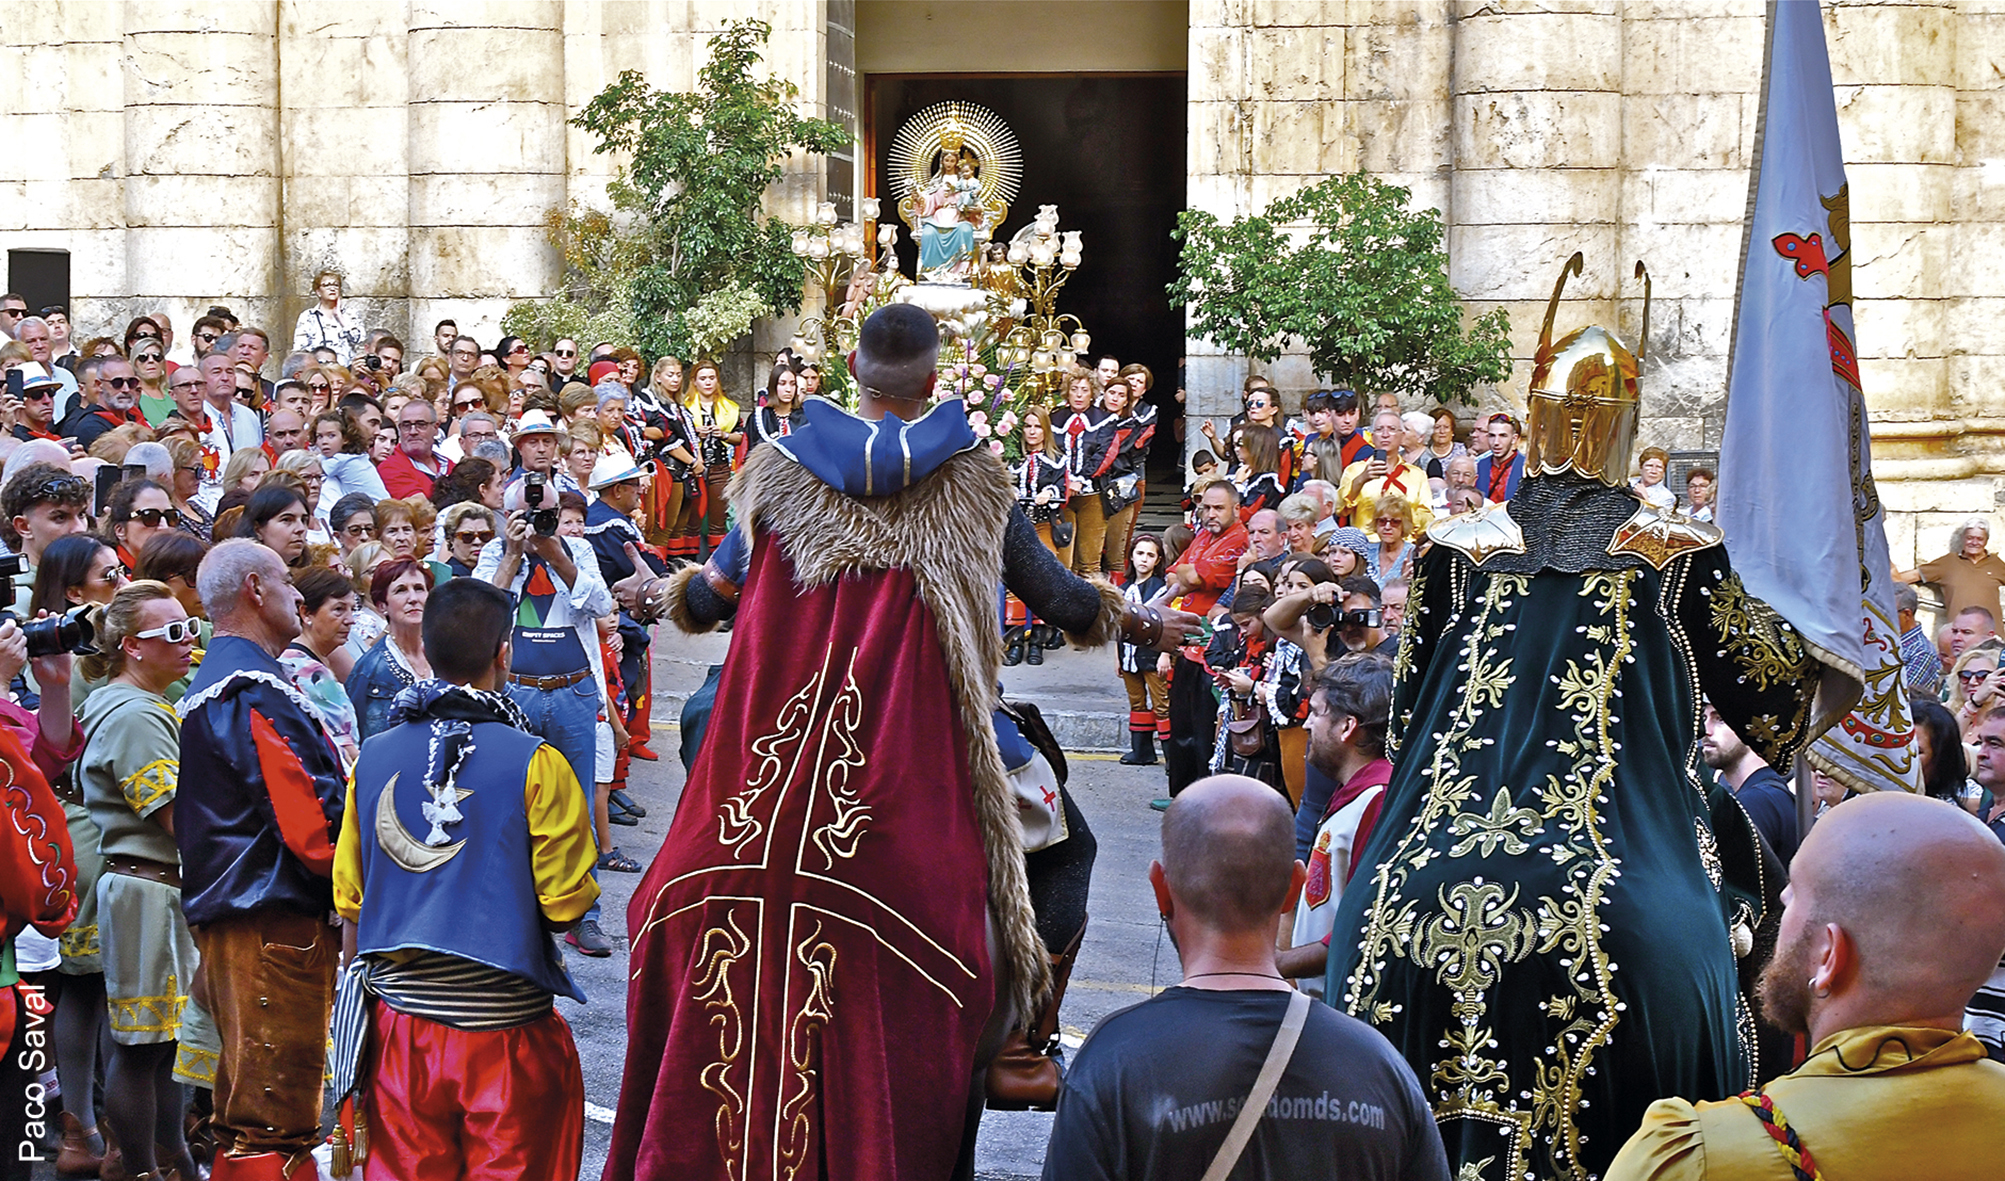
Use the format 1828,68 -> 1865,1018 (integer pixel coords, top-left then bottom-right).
1277,654 -> 1394,989
1161,481 -> 1250,798
1699,703 -> 1799,865
1606,791 -> 2005,1180
61,355 -> 147,447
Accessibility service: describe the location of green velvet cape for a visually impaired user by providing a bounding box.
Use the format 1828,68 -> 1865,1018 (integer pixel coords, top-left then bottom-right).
1326,480 -> 1817,1181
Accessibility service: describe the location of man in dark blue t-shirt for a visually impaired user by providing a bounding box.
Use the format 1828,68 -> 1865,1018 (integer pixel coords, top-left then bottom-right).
1042,775 -> 1448,1181
1702,702 -> 1800,865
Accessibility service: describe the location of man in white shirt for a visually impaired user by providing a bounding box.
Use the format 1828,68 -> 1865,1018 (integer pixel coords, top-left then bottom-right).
193,354 -> 263,508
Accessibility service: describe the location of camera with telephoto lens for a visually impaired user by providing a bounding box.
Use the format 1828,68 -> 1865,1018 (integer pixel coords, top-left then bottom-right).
1306,602 -> 1381,632
522,471 -> 559,537
0,554 -> 98,657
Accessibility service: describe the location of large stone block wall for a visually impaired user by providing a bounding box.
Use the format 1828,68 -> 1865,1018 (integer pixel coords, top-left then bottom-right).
0,0 -> 831,370
1186,0 -> 2005,565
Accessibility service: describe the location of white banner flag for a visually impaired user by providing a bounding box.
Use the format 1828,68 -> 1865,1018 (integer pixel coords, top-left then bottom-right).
1718,0 -> 1918,793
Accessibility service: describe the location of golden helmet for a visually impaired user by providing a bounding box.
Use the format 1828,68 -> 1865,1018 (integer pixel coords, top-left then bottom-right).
1523,253 -> 1652,488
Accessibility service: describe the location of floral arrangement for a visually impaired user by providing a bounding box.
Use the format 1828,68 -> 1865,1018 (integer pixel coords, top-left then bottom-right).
935,340 -> 1043,463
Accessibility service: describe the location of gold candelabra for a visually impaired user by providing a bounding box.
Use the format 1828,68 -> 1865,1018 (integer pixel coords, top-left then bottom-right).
787,197 -> 898,364
991,221 -> 1087,402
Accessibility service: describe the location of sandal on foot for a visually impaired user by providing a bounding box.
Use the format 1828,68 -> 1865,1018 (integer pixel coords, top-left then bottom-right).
598,849 -> 644,872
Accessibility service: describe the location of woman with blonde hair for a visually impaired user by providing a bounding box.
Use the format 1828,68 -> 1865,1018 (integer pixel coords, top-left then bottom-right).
1053,367 -> 1113,577
127,335 -> 172,426
681,357 -> 743,558
341,539 -> 391,661
74,579 -> 206,1181
565,422 -> 602,491
1368,492 -> 1418,583
220,446 -> 269,497
1950,638 -> 2004,742
635,356 -> 700,554
162,437 -> 214,540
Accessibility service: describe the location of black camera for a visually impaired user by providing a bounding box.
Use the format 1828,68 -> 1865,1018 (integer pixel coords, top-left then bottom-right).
1306,603 -> 1381,632
354,354 -> 383,373
0,554 -> 98,658
522,471 -> 559,538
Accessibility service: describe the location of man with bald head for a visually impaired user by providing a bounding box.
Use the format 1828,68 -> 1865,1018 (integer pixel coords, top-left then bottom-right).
1043,775 -> 1449,1180
1607,790 -> 2005,1180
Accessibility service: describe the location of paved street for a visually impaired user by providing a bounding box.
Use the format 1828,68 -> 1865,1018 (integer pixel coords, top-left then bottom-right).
564,635 -> 1171,1180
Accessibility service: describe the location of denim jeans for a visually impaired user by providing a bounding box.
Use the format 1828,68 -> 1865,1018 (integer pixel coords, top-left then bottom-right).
509,677 -> 603,922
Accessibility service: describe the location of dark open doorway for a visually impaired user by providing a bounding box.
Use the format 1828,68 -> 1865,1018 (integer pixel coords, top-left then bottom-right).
868,74 -> 1187,472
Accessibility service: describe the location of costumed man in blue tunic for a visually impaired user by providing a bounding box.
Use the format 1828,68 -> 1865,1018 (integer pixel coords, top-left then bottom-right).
1325,261 -> 1823,1181
332,577 -> 600,1180
602,305 -> 1203,1180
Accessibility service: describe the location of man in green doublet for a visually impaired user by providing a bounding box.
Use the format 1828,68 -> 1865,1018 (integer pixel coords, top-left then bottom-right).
1326,280 -> 1821,1181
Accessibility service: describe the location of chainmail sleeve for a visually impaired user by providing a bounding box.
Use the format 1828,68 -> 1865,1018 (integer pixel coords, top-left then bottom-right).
1002,505 -> 1125,644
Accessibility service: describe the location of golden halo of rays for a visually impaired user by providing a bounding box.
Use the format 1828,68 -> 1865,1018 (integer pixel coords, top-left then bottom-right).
889,101 -> 1023,211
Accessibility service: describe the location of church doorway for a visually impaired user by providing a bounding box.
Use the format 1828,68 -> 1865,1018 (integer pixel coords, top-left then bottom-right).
866,75 -> 1188,474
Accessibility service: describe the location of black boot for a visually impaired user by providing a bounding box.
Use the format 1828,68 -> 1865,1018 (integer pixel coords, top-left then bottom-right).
1119,730 -> 1157,766
1003,627 -> 1025,667
1024,635 -> 1043,665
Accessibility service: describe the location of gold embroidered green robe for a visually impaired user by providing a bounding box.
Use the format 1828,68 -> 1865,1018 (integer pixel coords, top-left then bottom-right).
1327,477 -> 1818,1181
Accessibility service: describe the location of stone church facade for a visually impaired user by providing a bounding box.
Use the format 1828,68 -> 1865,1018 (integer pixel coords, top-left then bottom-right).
2,0 -> 2000,560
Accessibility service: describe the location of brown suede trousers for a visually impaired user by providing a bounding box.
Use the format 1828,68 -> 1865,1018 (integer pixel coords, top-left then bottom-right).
192,908 -> 338,1160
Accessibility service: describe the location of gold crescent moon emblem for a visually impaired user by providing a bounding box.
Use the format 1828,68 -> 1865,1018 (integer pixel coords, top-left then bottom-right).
374,773 -> 465,873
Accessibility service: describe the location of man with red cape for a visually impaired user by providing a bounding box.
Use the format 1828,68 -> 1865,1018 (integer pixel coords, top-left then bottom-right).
604,305 -> 1198,1179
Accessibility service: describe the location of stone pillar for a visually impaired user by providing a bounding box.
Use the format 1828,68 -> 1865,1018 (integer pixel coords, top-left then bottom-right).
1449,0 -> 1623,416
277,1 -> 410,351
0,3 -> 128,334
1821,1 -> 1972,566
1615,1 -> 1766,451
122,0 -> 282,340
406,0 -> 565,345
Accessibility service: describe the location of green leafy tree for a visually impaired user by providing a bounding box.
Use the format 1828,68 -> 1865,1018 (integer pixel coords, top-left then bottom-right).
504,19 -> 846,361
1169,173 -> 1513,406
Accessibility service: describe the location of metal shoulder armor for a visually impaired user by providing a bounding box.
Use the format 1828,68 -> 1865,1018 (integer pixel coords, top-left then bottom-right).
1607,500 -> 1724,569
1425,501 -> 1526,565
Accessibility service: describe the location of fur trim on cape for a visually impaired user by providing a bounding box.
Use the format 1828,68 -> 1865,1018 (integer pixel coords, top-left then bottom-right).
730,441 -> 1052,1019
1070,578 -> 1129,648
661,564 -> 713,635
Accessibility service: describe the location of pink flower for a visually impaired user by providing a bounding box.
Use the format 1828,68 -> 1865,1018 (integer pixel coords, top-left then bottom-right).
997,411 -> 1019,435
988,440 -> 1006,456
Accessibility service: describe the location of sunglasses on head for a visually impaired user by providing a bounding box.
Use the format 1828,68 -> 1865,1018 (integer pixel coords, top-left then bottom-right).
135,619 -> 201,644
130,507 -> 184,527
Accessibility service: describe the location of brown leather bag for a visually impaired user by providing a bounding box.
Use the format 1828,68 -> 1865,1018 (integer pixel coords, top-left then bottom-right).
1227,698 -> 1267,757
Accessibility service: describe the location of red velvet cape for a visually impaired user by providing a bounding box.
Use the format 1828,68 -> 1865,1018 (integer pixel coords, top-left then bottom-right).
608,540 -> 994,1181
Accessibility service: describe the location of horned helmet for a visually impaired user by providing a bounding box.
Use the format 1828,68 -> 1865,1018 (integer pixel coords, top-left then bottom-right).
1523,253 -> 1652,488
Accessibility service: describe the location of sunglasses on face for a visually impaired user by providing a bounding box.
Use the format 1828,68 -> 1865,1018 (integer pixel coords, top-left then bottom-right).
105,377 -> 141,390
23,389 -> 54,402
554,349 -> 576,358
454,529 -> 496,546
130,507 -> 185,527
0,309 -> 24,319
136,619 -> 201,644
134,331 -> 160,341
195,332 -> 218,342
306,381 -> 331,393
454,398 -> 481,411
135,353 -> 163,364
1959,668 -> 1994,683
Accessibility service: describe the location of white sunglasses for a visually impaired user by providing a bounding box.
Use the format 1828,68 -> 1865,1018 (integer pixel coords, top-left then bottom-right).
135,619 -> 201,644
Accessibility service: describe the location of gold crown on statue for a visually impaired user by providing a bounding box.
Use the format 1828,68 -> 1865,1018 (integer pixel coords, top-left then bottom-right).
939,115 -> 967,152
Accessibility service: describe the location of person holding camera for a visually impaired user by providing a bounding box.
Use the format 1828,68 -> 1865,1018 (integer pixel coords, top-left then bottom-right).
474,473 -> 616,957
